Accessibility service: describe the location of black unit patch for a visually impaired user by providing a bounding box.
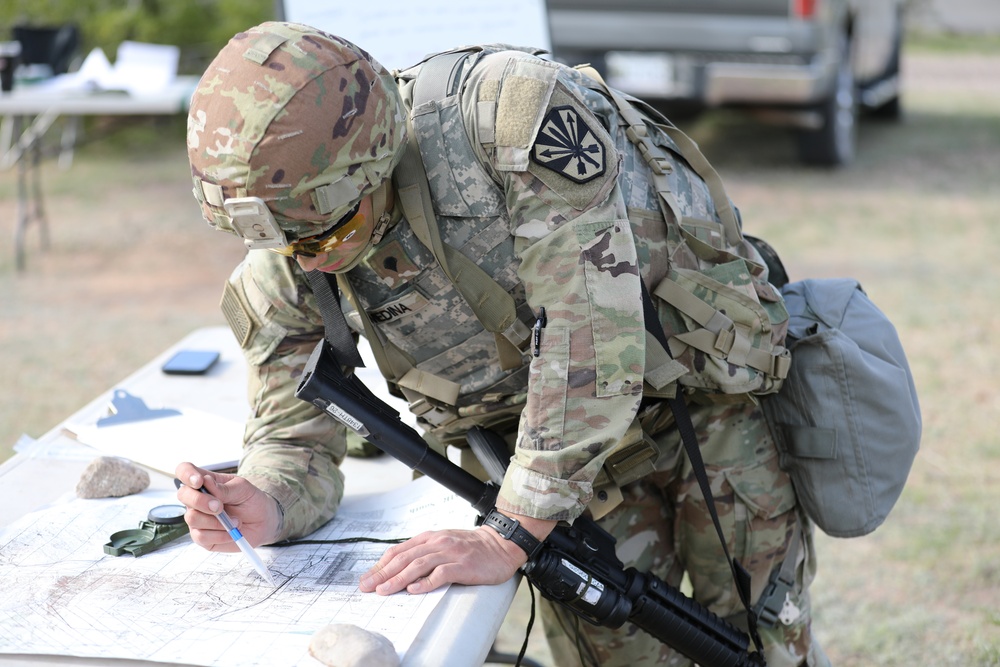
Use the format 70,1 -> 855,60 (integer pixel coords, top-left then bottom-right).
530,105 -> 606,184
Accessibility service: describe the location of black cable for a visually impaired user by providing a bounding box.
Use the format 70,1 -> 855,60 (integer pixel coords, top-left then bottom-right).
514,579 -> 537,667
269,536 -> 409,547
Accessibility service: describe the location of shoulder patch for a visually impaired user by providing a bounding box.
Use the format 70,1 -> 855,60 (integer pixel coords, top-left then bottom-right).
530,105 -> 606,184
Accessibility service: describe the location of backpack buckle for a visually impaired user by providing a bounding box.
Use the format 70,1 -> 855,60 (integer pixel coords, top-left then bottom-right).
755,569 -> 799,628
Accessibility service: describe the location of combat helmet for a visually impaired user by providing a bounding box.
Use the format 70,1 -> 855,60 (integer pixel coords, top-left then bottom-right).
187,22 -> 408,249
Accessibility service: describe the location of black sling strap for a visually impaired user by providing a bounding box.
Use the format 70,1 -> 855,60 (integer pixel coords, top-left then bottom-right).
306,270 -> 364,369
641,280 -> 766,655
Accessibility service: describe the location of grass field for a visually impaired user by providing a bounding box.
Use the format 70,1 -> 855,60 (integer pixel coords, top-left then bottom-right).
1,44 -> 998,666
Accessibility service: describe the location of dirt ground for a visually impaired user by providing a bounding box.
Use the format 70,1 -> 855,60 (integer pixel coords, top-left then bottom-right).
1,46 -> 999,666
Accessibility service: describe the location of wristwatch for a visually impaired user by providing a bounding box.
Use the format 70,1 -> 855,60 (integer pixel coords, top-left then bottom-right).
481,509 -> 542,559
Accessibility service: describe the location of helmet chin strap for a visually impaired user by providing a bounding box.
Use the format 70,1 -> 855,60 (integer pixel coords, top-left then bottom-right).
329,180 -> 395,274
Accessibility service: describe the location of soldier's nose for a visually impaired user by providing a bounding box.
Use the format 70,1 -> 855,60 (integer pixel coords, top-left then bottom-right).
296,253 -> 330,272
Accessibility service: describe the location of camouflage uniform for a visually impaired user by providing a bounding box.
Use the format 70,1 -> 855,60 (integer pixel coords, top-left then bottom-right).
188,23 -> 829,666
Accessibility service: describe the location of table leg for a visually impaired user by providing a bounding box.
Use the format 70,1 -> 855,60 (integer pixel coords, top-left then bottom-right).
13,115 -> 28,271
11,115 -> 49,271
31,139 -> 49,250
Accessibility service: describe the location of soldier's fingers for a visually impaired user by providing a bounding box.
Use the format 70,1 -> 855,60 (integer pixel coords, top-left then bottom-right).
372,551 -> 447,595
360,535 -> 443,594
187,524 -> 238,552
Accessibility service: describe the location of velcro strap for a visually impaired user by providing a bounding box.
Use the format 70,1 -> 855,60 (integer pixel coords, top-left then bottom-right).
494,333 -> 525,372
655,279 -> 735,333
606,436 -> 657,484
191,178 -> 206,204
201,180 -> 225,207
398,367 -> 461,406
593,418 -> 658,490
644,330 -> 688,390
502,317 -> 532,351
312,178 -> 359,216
406,397 -> 459,427
244,33 -> 289,65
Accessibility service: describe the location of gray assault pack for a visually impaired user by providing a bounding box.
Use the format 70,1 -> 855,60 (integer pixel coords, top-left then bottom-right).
761,277 -> 921,538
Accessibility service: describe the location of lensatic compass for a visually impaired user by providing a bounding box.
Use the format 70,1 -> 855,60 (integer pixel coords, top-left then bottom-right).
104,504 -> 190,557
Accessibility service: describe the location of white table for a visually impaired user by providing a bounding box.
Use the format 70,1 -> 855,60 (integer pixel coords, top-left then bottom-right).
0,76 -> 200,270
0,326 -> 518,667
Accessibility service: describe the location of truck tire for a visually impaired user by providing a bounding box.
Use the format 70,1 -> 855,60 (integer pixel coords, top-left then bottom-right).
797,32 -> 858,166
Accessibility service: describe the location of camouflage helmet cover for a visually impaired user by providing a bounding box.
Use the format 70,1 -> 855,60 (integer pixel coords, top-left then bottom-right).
187,21 -> 407,243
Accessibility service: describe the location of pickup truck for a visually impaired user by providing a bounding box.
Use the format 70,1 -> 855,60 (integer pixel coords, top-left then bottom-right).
546,0 -> 904,166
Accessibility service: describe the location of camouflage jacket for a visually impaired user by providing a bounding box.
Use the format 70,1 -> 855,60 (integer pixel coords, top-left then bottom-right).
223,47 -> 786,541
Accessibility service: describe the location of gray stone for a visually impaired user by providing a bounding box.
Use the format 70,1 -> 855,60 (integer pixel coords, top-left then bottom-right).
76,456 -> 150,498
308,623 -> 400,667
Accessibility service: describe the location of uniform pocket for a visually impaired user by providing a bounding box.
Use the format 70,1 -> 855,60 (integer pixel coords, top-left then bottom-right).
525,326 -> 570,446
727,455 -> 798,521
576,219 -> 644,398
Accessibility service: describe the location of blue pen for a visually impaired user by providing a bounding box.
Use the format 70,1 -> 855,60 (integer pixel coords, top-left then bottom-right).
174,478 -> 277,586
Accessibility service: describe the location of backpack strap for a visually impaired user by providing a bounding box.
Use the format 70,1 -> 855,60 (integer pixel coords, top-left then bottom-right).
581,70 -> 743,246
395,51 -> 531,371
654,278 -> 791,381
315,48 -> 527,428
334,273 -> 463,426
409,48 -> 479,106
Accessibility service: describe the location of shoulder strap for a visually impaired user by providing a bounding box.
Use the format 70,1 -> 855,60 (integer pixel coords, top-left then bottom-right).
395,51 -> 531,371
410,49 -> 477,106
335,274 -> 462,424
584,72 -> 743,246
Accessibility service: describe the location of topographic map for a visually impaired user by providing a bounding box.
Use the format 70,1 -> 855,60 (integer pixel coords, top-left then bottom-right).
0,477 -> 476,666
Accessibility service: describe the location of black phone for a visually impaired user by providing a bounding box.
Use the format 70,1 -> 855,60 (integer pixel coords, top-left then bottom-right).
161,349 -> 220,375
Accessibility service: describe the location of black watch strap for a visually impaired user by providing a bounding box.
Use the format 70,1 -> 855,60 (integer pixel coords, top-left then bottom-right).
482,509 -> 542,559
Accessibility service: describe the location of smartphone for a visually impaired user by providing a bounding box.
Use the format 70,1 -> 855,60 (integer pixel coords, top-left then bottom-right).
161,349 -> 220,375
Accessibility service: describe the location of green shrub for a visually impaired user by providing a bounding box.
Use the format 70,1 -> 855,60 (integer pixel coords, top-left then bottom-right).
0,0 -> 276,74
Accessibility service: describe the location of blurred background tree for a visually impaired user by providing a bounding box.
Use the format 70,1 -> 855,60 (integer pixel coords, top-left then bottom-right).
0,0 -> 279,74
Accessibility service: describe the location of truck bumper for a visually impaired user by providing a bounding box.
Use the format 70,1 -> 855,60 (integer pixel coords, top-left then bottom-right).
702,55 -> 837,106
550,10 -> 842,107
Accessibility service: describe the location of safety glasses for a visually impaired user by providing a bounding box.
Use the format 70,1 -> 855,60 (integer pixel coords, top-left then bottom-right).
269,202 -> 364,258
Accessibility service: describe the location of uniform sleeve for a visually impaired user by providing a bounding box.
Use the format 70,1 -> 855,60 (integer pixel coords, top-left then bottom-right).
221,250 -> 349,541
466,55 -> 646,522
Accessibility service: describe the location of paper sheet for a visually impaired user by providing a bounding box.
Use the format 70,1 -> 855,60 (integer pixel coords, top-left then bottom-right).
284,0 -> 550,70
0,476 -> 476,666
66,407 -> 245,474
42,41 -> 179,95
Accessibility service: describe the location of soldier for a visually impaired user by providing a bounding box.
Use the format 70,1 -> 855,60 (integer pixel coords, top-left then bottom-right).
175,21 -> 830,667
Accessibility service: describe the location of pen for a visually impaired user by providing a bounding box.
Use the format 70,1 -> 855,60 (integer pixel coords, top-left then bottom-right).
174,478 -> 277,586
533,307 -> 546,357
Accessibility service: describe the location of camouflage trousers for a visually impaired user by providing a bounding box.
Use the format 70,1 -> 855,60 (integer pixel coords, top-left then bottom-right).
537,400 -> 832,667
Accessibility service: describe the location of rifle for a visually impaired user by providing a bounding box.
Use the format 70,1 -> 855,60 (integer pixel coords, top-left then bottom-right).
295,340 -> 765,667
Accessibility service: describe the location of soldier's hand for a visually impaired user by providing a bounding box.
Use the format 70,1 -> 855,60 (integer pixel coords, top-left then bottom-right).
174,462 -> 283,551
360,512 -> 558,595
359,527 -> 528,595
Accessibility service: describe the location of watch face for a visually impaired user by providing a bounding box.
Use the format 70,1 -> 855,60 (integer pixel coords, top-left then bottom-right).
148,504 -> 187,525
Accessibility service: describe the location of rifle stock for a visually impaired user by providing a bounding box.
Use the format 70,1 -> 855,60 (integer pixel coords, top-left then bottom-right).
296,340 -> 764,667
